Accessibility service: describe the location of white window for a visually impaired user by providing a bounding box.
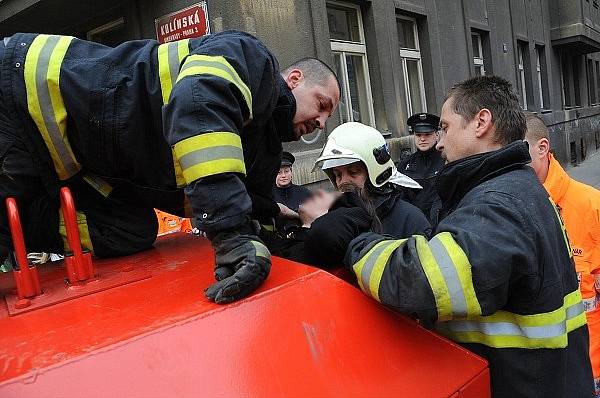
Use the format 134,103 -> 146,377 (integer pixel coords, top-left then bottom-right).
397,16 -> 427,115
517,43 -> 528,109
535,47 -> 545,109
327,2 -> 375,126
472,33 -> 485,76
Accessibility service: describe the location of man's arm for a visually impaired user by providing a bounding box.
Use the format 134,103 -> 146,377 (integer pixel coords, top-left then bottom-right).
345,192 -> 537,325
162,32 -> 280,303
163,31 -> 280,237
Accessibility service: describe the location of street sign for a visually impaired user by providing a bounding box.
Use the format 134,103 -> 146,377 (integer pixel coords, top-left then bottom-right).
155,2 -> 209,44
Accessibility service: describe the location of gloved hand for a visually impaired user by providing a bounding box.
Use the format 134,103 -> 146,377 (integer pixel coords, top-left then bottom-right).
205,232 -> 271,304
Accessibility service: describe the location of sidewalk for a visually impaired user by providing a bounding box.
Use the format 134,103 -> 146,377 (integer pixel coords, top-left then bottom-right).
566,150 -> 600,190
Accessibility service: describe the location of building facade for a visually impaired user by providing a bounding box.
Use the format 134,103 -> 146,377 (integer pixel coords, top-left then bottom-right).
1,0 -> 599,184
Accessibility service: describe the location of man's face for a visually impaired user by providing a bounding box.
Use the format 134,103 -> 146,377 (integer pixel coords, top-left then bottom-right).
436,97 -> 478,163
276,166 -> 292,187
331,162 -> 368,191
413,131 -> 438,151
286,70 -> 340,140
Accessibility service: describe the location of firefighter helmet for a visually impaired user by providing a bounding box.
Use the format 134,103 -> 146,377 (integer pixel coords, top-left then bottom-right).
314,122 -> 421,190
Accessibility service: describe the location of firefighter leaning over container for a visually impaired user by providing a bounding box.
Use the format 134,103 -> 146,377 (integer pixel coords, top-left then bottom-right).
0,31 -> 340,304
340,76 -> 594,398
525,113 -> 600,397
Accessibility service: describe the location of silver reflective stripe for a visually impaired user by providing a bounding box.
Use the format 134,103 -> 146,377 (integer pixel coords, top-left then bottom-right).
167,42 -> 180,87
36,36 -> 79,176
360,241 -> 394,297
178,146 -> 244,171
444,319 -> 567,339
429,236 -> 468,317
567,301 -> 585,318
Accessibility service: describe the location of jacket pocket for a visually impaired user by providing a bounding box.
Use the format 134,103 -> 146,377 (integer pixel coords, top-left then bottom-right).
87,87 -> 119,175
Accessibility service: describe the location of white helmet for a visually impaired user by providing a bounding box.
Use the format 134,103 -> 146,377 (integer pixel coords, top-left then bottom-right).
314,122 -> 421,190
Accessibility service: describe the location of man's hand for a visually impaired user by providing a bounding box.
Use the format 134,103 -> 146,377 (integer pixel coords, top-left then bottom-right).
277,203 -> 299,219
205,232 -> 271,304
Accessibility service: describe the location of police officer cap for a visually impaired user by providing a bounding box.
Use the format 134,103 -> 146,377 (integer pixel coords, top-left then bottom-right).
407,113 -> 440,134
280,151 -> 295,167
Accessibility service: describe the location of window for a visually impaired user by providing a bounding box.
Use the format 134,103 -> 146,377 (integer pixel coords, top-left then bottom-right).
517,42 -> 528,109
587,58 -> 597,105
327,2 -> 375,126
471,32 -> 485,75
397,16 -> 427,115
535,46 -> 549,109
87,18 -> 126,47
596,60 -> 600,102
561,53 -> 582,108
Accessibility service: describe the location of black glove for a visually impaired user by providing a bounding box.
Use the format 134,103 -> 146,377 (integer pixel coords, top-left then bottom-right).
205,232 -> 271,304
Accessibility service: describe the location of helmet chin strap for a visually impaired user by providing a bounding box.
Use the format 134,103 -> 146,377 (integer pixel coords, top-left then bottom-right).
301,130 -> 322,144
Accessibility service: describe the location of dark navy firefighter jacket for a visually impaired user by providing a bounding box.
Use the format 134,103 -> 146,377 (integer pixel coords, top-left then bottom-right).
0,30 -> 293,240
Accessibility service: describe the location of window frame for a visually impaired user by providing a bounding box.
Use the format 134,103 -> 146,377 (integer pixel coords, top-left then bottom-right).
397,15 -> 427,116
517,43 -> 528,109
535,47 -> 545,109
472,32 -> 485,76
328,1 -> 376,126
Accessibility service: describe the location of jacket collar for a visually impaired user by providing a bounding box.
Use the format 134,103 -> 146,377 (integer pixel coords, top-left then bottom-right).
272,74 -> 297,143
436,140 -> 532,209
543,153 -> 570,205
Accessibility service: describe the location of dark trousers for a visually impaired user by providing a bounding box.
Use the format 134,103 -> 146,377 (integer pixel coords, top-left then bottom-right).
0,45 -> 157,257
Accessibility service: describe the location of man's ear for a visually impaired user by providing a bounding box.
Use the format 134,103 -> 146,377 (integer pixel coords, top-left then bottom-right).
474,108 -> 494,138
537,137 -> 550,157
284,69 -> 304,90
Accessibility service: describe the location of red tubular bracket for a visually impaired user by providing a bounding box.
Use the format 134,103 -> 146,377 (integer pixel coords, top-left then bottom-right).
6,198 -> 42,299
60,187 -> 95,284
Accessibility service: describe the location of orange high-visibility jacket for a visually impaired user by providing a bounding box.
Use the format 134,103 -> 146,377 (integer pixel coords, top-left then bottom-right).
543,153 -> 600,392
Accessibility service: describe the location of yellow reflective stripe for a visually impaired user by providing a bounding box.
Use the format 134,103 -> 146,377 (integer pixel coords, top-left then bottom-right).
82,174 -> 113,198
24,34 -> 80,180
173,132 -> 246,183
251,241 -> 270,259
352,240 -> 391,296
59,210 -> 94,253
157,40 -> 191,188
172,151 -> 186,188
368,240 -> 404,301
435,232 -> 482,318
416,235 -> 453,321
437,327 -> 568,349
351,240 -> 405,301
436,289 -> 587,349
158,39 -> 190,104
176,54 -> 253,120
549,197 -> 572,258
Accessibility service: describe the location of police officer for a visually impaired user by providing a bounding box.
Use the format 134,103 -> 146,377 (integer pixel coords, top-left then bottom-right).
0,31 -> 340,304
397,113 -> 444,221
273,151 -> 312,231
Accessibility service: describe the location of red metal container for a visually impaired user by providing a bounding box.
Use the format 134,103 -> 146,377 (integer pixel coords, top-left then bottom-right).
0,233 -> 489,397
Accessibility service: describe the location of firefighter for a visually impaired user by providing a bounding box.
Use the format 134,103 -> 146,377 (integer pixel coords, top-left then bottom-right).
340,76 -> 593,397
525,112 -> 600,397
0,31 -> 340,304
397,112 -> 444,222
315,122 -> 431,238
